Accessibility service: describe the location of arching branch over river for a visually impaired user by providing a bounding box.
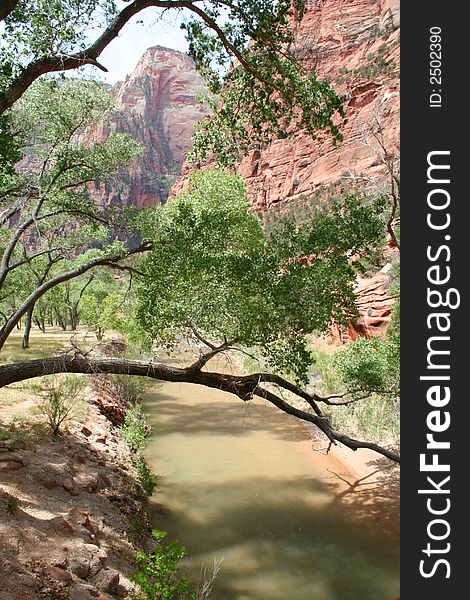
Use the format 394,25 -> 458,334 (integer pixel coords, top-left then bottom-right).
0,350 -> 400,464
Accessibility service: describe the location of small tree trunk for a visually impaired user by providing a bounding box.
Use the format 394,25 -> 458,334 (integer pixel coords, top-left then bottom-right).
22,306 -> 34,349
53,307 -> 67,331
34,318 -> 46,333
69,306 -> 79,331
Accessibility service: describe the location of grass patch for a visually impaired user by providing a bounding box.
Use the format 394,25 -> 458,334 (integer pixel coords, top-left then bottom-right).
310,344 -> 400,444
0,327 -> 76,363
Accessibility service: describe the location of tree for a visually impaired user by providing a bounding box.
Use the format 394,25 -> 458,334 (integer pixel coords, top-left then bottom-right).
136,169 -> 385,384
0,0 -> 344,164
81,290 -> 127,341
0,77 -> 146,350
0,170 -> 399,462
0,4 -> 400,464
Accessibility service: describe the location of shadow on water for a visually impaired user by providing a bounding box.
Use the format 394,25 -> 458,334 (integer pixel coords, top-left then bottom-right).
143,383 -> 400,600
144,384 -> 321,443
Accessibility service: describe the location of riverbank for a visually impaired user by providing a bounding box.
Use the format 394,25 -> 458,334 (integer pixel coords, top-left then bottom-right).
321,441 -> 400,530
0,373 -> 153,600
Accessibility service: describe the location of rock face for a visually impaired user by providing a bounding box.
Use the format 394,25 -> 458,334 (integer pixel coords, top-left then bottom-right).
89,46 -> 210,208
241,0 -> 399,211
331,270 -> 396,343
174,0 -> 400,339
174,0 -> 400,211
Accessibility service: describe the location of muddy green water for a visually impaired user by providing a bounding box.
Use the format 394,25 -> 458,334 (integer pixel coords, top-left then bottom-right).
143,379 -> 399,600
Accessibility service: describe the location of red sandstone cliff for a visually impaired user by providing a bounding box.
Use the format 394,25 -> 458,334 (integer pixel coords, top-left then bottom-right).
174,0 -> 399,211
241,0 -> 399,211
89,46 -> 210,208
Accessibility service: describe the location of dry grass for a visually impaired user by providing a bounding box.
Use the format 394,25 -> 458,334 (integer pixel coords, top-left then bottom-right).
0,327 -> 78,364
0,327 -> 93,411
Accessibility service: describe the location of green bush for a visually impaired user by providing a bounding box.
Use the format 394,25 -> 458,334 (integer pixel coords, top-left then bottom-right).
135,458 -> 158,497
121,404 -> 157,497
310,337 -> 400,442
33,376 -> 86,435
334,336 -> 400,397
121,405 -> 150,454
131,530 -> 196,600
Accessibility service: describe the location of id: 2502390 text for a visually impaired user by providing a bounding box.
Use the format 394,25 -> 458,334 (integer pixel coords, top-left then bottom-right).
429,26 -> 443,108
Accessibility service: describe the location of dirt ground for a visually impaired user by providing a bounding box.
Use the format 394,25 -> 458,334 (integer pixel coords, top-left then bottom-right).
0,376 -> 152,600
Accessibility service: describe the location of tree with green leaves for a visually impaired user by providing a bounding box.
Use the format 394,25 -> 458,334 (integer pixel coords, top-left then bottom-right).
80,288 -> 128,341
0,169 -> 399,462
136,169 -> 386,385
0,0 -> 343,165
0,77 -> 148,350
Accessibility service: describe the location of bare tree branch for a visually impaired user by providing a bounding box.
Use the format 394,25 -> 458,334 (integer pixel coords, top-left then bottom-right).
190,326 -> 218,350
188,339 -> 236,371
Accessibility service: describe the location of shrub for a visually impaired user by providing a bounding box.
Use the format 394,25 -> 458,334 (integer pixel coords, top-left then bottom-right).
132,530 -> 208,600
135,458 -> 158,497
121,404 -> 157,496
121,404 -> 150,454
109,374 -> 148,406
33,376 -> 86,435
131,530 -> 221,600
334,336 -> 400,397
310,338 -> 400,443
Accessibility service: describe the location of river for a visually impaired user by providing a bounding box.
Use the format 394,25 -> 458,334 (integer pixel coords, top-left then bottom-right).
143,366 -> 399,600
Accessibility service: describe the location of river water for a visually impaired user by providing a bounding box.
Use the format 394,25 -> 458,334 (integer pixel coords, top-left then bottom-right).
143,371 -> 399,600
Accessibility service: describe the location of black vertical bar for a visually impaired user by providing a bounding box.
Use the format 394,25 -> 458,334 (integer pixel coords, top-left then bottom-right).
401,3 -> 467,598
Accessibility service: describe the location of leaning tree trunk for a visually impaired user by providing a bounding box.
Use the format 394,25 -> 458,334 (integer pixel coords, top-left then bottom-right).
54,307 -> 67,331
35,317 -> 46,333
69,306 -> 79,331
0,353 -> 400,464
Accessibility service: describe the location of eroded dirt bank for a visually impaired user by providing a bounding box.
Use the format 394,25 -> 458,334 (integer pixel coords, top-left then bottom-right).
0,376 -> 153,600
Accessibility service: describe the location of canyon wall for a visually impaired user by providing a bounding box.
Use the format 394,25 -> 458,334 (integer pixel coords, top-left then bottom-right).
89,46 -> 210,209
174,0 -> 400,213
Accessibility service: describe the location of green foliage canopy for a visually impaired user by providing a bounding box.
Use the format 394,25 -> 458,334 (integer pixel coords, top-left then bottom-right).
136,170 -> 385,384
1,1 -> 344,166
334,336 -> 400,398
